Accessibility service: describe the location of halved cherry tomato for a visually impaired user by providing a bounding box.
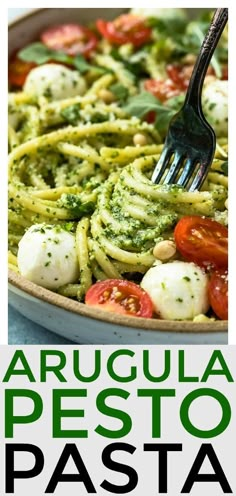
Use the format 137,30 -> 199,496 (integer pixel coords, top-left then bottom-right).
174,216 -> 228,269
144,78 -> 183,103
208,270 -> 228,320
145,65 -> 193,104
221,65 -> 228,80
96,15 -> 151,47
8,55 -> 36,87
85,279 -> 153,318
41,24 -> 98,57
166,64 -> 190,91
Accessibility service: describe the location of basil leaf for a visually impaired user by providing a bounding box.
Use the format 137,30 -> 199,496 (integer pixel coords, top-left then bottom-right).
109,83 -> 129,102
60,104 -> 81,125
221,161 -> 228,176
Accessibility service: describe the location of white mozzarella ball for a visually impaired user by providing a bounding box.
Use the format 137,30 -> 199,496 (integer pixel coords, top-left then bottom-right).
23,64 -> 87,100
17,224 -> 79,289
141,261 -> 209,320
202,80 -> 228,137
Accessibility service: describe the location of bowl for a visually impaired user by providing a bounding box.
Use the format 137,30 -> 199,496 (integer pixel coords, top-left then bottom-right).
8,8 -> 228,344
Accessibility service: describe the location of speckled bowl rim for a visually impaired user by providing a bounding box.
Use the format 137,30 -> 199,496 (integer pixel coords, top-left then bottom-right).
9,271 -> 227,333
8,8 -> 227,335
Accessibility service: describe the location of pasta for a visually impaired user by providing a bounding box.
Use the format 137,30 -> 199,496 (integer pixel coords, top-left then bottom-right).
8,8 -> 228,320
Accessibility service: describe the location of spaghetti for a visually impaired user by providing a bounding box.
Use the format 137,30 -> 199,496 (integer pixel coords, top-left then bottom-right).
8,9 -> 228,320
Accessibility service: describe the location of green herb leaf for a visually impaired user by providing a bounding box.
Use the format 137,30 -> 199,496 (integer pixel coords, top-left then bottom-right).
18,42 -> 73,65
60,104 -> 81,125
123,91 -> 184,135
109,83 -> 129,102
73,54 -> 106,74
19,42 -> 110,75
123,91 -> 164,119
186,22 -> 222,78
110,48 -> 144,78
147,16 -> 187,36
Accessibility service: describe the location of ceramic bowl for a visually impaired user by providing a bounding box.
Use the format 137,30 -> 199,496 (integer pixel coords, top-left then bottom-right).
8,8 -> 228,344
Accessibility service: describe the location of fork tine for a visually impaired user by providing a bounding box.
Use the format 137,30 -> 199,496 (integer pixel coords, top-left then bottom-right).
163,152 -> 183,185
189,162 -> 210,191
151,146 -> 173,184
176,157 -> 197,188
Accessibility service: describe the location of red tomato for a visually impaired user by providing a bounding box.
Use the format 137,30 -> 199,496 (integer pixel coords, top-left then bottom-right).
41,24 -> 98,57
8,55 -> 36,87
145,65 -> 193,104
166,64 -> 190,91
96,15 -> 151,47
208,270 -> 228,320
144,78 -> 183,102
221,65 -> 228,80
174,216 -> 228,269
85,279 -> 153,318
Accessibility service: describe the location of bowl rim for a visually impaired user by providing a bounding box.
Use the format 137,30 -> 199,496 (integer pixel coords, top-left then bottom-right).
8,8 -> 227,335
8,8 -> 48,28
9,270 -> 227,333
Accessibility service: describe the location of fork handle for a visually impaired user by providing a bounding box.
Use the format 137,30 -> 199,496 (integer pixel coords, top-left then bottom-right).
184,8 -> 228,109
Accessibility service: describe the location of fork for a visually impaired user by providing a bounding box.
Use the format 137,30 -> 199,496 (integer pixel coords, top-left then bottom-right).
152,8 -> 228,191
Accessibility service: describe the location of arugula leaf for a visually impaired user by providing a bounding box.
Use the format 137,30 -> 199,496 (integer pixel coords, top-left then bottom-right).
109,83 -> 129,102
123,91 -> 184,135
186,23 -> 222,78
221,161 -> 228,176
60,104 -> 81,125
147,16 -> 187,36
18,42 -> 110,75
18,42 -> 73,65
123,91 -> 163,119
110,48 -> 145,78
73,54 -> 110,75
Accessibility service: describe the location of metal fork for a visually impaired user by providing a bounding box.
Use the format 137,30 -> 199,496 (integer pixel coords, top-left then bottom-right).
152,8 -> 228,191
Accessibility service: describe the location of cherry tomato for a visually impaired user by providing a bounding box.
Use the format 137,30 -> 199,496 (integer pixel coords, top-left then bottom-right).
144,78 -> 183,102
174,216 -> 228,269
221,65 -> 228,80
145,64 -> 194,104
166,64 -> 190,91
41,24 -> 98,57
96,15 -> 151,47
8,55 -> 36,87
85,279 -> 153,318
208,270 -> 228,320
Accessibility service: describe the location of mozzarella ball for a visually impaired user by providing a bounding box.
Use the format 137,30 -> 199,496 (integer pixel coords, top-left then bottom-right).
23,64 -> 87,101
141,261 -> 209,320
202,80 -> 228,137
17,224 -> 79,289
